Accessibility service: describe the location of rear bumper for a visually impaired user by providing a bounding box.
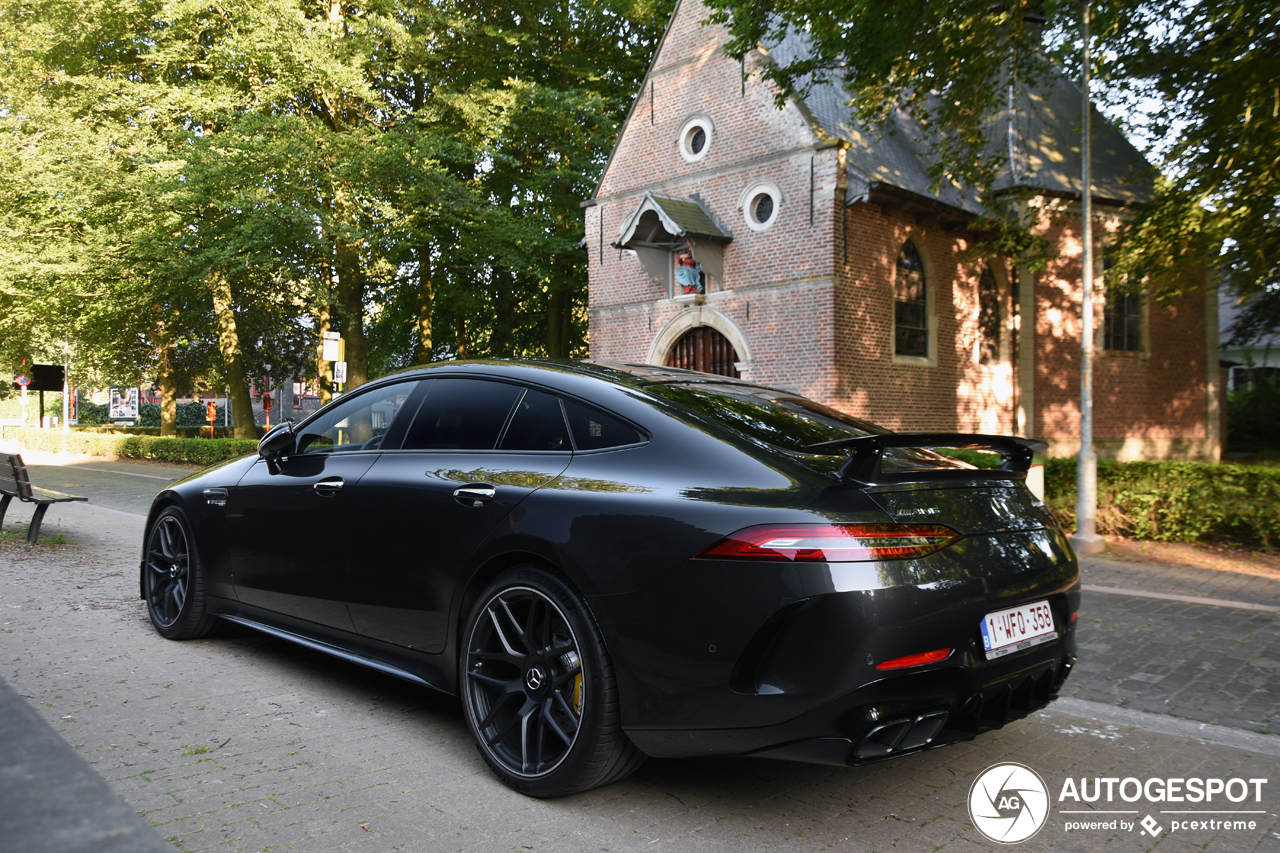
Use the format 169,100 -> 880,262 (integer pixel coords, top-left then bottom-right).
598,527 -> 1081,756
627,643 -> 1077,764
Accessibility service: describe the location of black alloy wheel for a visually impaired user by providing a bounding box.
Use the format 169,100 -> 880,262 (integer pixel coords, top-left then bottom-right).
143,507 -> 219,640
461,567 -> 645,796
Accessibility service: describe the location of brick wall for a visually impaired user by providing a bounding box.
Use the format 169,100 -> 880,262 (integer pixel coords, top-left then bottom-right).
1031,213 -> 1212,458
831,203 -> 1016,433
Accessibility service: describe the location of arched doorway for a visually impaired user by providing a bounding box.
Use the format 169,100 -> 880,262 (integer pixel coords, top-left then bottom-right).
665,326 -> 741,377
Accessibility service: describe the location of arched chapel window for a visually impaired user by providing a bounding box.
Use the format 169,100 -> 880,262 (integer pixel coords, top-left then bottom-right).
978,265 -> 1000,364
894,242 -> 928,358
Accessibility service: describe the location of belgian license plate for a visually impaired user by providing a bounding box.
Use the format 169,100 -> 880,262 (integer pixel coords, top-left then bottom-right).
980,600 -> 1057,659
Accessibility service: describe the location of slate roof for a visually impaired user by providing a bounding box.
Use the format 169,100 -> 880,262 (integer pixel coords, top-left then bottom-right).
765,28 -> 1154,215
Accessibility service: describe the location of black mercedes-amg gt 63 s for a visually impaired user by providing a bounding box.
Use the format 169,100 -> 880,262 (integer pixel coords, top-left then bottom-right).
140,360 -> 1079,796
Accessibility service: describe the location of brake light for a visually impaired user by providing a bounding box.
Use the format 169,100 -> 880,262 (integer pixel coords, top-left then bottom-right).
696,524 -> 960,562
876,648 -> 952,670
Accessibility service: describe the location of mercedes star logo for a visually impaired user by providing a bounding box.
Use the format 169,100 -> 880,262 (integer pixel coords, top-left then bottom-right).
525,666 -> 545,691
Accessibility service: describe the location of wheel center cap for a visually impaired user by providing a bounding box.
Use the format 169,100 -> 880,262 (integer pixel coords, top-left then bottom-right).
524,665 -> 546,692
170,564 -> 179,577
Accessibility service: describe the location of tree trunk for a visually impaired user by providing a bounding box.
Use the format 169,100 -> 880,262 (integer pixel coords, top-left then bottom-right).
547,283 -> 571,357
454,291 -> 468,360
335,255 -> 368,389
492,267 -> 514,357
317,301 -> 334,407
211,273 -> 258,439
415,242 -> 434,364
332,190 -> 368,389
155,319 -> 178,436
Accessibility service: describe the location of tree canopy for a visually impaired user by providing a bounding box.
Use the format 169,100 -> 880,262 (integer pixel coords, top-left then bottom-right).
706,0 -> 1279,329
0,0 -> 671,427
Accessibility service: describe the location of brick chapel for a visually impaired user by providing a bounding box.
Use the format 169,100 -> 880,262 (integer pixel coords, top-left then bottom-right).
583,0 -> 1222,460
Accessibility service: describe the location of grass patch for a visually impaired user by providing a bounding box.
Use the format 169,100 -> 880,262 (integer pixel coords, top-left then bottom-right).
181,744 -> 214,756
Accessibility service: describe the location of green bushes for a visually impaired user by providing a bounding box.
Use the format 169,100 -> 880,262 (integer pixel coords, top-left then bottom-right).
1044,458 -> 1280,550
8,427 -> 259,466
77,400 -> 228,427
73,424 -> 251,439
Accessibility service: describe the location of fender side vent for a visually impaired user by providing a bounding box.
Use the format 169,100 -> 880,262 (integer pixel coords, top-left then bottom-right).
729,599 -> 809,694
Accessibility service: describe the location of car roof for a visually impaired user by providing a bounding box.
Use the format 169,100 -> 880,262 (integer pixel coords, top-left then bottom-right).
385,358 -> 775,396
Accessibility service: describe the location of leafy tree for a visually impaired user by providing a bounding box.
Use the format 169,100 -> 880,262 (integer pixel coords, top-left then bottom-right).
705,0 -> 1279,314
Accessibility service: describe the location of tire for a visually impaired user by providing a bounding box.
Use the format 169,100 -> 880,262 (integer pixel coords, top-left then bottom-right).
460,565 -> 645,796
142,506 -> 221,640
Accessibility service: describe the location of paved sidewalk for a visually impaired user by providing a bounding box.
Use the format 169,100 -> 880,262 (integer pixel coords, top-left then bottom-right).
0,675 -> 173,853
1083,552 -> 1280,608
2,499 -> 1280,851
1062,553 -> 1280,735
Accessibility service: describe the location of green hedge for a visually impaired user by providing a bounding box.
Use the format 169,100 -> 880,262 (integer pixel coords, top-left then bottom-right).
77,400 -> 230,427
1044,458 -> 1280,550
7,427 -> 259,466
71,424 -> 256,439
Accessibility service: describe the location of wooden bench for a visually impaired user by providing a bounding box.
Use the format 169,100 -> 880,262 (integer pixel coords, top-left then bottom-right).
0,452 -> 87,546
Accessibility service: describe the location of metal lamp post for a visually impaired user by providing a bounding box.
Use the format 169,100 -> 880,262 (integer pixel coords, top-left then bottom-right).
1072,0 -> 1105,555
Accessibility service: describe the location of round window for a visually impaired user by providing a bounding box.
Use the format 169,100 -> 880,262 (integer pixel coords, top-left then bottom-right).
752,193 -> 774,225
688,126 -> 706,156
677,116 -> 713,163
740,181 -> 781,231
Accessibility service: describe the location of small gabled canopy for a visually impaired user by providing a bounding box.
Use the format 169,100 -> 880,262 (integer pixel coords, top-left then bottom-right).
613,192 -> 732,250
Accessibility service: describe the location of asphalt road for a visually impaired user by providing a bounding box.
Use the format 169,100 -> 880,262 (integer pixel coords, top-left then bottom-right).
3,457 -> 1280,852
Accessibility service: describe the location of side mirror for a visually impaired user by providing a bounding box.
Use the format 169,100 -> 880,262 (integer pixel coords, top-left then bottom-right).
258,421 -> 296,474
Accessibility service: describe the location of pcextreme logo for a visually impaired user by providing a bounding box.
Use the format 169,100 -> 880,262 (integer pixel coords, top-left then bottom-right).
968,763 -> 1051,843
968,764 -> 1269,843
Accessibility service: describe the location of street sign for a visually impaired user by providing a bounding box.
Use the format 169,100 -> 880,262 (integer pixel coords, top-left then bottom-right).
262,393 -> 272,412
334,361 -> 347,383
206,402 -> 217,422
109,387 -> 139,420
322,337 -> 341,361
13,374 -> 30,387
321,331 -> 340,339
28,364 -> 65,392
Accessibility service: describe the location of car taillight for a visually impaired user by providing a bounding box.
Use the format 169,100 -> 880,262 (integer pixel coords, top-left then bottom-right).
876,648 -> 952,670
696,523 -> 960,562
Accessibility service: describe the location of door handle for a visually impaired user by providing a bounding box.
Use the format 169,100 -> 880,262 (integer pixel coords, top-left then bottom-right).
314,477 -> 344,496
453,484 -> 496,507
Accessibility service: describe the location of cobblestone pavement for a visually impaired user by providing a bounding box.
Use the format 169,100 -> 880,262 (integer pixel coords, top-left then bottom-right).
1082,554 -> 1280,609
2,466 -> 1280,852
1065,592 -> 1280,734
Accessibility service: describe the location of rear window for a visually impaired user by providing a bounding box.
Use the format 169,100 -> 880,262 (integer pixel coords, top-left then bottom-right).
648,384 -> 885,452
649,384 -> 968,471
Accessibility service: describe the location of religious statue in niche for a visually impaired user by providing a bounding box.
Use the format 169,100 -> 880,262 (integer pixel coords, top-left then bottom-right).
675,241 -> 705,295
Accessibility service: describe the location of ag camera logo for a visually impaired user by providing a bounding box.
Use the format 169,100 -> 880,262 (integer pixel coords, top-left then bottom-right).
969,763 -> 1050,843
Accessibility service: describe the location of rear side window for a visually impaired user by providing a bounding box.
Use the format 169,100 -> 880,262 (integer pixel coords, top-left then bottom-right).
562,399 -> 643,451
400,378 -> 523,451
499,389 -> 572,451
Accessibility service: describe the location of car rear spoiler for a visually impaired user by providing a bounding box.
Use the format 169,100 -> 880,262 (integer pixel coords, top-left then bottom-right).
807,433 -> 1048,486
